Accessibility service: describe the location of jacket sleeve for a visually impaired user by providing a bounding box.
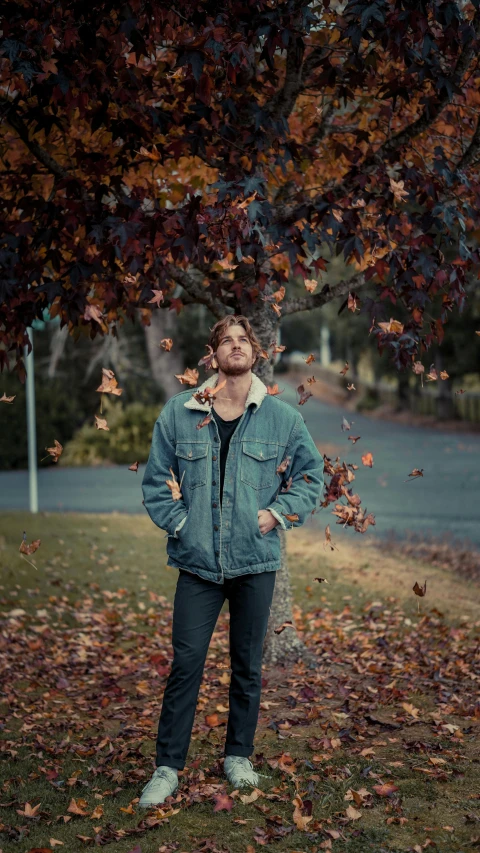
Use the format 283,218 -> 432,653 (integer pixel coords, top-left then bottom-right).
267,413 -> 324,530
142,412 -> 189,538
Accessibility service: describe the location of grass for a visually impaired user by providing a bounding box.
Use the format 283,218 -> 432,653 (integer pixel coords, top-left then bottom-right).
0,511 -> 479,853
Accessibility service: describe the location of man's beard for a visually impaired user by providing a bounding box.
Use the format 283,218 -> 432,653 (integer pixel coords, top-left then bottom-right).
217,354 -> 253,376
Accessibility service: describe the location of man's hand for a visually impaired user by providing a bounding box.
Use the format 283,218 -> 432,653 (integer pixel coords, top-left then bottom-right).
258,509 -> 279,535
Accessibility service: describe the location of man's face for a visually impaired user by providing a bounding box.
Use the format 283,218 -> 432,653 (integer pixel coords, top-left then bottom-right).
215,325 -> 255,376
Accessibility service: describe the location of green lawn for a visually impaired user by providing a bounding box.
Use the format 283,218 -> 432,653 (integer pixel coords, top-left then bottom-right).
0,511 -> 479,853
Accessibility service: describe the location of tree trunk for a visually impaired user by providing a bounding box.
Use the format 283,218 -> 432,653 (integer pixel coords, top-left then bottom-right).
143,308 -> 185,401
239,289 -> 319,669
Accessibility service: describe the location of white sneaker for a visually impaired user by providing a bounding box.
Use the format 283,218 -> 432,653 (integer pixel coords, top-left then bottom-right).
138,765 -> 179,808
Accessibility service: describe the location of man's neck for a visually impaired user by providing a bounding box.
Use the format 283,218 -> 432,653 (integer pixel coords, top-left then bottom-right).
214,370 -> 252,407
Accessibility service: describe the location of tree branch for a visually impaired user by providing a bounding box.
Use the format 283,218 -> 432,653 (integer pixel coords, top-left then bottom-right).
281,271 -> 368,316
2,97 -> 96,206
164,263 -> 228,319
455,115 -> 480,172
273,10 -> 480,226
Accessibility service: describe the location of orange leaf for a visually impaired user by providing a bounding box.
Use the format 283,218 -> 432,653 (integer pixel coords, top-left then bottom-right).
94,415 -> 109,431
45,439 -> 63,462
175,367 -> 199,386
96,368 -> 123,396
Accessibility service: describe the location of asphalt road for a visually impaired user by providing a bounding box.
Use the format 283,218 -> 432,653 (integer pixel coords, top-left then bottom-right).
2,378 -> 479,551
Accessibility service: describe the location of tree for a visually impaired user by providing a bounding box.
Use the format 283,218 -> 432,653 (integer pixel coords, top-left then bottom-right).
1,1 -> 480,665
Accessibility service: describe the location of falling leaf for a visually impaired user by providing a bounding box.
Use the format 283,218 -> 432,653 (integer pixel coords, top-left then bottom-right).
304,279 -> 317,293
341,416 -> 352,431
304,353 -> 316,364
405,468 -> 423,481
454,388 -> 466,395
283,512 -> 299,523
159,337 -> 173,350
270,302 -> 282,316
84,304 -> 105,324
128,461 -> 139,473
425,365 -> 438,382
348,435 -> 361,444
196,414 -> 212,430
197,344 -> 215,370
267,383 -> 284,395
297,384 -> 312,405
390,177 -> 409,202
324,525 -> 339,551
44,439 -> 63,463
193,378 -> 226,404
339,362 -> 349,375
361,452 -> 374,467
0,392 -> 15,403
413,580 -> 427,597
348,291 -> 360,311
306,375 -> 316,385
95,415 -> 109,431
347,383 -> 356,391
147,289 -> 164,307
314,576 -> 328,583
175,367 -> 199,386
166,467 -> 185,501
276,456 -> 291,474
96,368 -> 123,396
20,533 -> 41,555
302,473 -> 313,482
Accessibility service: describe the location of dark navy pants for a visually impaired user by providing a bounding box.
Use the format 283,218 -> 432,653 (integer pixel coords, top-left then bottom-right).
155,568 -> 276,770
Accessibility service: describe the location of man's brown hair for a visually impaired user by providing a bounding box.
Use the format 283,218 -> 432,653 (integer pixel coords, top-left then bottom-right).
208,315 -> 263,371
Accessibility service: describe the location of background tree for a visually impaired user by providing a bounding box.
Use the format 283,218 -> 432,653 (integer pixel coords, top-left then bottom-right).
1,1 -> 480,665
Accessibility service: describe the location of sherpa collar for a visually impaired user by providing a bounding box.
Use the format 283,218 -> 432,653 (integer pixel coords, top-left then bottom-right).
183,372 -> 267,414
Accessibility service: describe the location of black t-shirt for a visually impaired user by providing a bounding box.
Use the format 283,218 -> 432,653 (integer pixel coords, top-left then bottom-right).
211,408 -> 242,505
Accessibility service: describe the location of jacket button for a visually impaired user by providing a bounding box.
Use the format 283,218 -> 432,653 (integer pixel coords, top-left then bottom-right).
214,524 -> 219,531
212,480 -> 216,485
212,455 -> 217,461
212,502 -> 217,508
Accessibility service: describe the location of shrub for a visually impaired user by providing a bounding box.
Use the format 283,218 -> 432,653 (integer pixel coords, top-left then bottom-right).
59,399 -> 162,466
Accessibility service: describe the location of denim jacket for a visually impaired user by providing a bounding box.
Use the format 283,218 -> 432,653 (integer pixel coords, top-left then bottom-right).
142,372 -> 324,584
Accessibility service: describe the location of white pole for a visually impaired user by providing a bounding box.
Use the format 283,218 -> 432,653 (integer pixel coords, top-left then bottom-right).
24,327 -> 38,513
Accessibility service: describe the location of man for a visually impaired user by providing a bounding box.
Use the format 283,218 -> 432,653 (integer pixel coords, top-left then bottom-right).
139,315 -> 324,807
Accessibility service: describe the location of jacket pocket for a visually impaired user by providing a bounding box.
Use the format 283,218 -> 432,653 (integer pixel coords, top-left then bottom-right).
175,442 -> 209,489
240,441 -> 279,490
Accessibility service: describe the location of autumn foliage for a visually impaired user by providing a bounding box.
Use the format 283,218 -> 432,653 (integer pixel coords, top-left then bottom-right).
1,0 -> 479,383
